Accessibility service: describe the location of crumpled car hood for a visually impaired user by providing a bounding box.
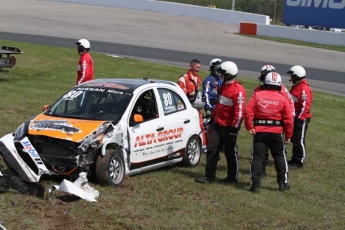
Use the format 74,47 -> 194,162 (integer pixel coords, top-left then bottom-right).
28,114 -> 107,143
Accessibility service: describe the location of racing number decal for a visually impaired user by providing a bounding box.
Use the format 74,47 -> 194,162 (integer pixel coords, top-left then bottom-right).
63,91 -> 83,99
163,92 -> 173,106
162,92 -> 177,114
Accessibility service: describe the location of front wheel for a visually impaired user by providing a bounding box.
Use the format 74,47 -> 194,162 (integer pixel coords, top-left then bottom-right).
95,149 -> 125,187
182,136 -> 201,167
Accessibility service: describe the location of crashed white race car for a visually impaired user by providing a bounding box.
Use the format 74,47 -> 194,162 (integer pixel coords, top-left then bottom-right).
0,78 -> 204,187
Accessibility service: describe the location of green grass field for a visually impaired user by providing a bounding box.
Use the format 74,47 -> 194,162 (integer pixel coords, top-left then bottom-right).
0,39 -> 345,230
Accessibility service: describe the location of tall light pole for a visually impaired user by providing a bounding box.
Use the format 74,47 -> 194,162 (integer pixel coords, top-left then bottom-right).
274,0 -> 277,22
232,0 -> 235,10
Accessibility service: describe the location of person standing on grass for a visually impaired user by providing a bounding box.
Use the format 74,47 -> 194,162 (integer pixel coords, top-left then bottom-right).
75,39 -> 94,85
202,58 -> 223,125
286,65 -> 313,169
195,61 -> 246,184
252,65 -> 295,177
177,59 -> 202,103
245,72 -> 293,193
177,59 -> 206,146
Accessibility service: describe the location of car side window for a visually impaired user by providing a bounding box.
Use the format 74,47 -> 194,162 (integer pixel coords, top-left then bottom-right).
158,88 -> 186,115
131,89 -> 159,122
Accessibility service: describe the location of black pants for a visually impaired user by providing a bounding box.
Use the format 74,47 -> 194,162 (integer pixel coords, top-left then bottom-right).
250,132 -> 288,187
291,118 -> 310,164
205,124 -> 239,179
262,147 -> 269,171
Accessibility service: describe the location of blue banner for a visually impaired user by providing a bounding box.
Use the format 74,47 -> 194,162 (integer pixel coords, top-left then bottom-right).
284,0 -> 345,28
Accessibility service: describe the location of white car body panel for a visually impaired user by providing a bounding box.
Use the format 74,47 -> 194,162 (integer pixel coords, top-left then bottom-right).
0,79 -> 203,184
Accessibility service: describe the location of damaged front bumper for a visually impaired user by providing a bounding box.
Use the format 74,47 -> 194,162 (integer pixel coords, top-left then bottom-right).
0,174 -> 45,198
0,134 -> 52,183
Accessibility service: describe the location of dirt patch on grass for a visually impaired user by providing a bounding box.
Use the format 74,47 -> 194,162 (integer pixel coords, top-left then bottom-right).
40,198 -> 82,230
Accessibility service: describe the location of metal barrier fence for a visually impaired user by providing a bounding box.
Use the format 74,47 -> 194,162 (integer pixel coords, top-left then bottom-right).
159,0 -> 284,23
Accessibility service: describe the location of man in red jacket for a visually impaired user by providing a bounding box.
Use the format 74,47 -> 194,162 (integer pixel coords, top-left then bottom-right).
75,39 -> 94,85
253,65 -> 295,177
195,61 -> 246,183
287,65 -> 313,169
177,59 -> 202,102
253,65 -> 295,116
245,72 -> 294,192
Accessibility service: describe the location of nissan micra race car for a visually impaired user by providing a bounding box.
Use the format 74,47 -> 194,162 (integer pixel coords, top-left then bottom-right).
0,79 -> 204,187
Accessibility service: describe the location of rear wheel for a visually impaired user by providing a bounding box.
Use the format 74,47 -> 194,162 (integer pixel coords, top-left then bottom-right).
95,149 -> 125,187
182,136 -> 201,167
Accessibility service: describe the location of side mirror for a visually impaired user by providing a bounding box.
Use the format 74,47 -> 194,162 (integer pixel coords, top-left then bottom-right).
42,104 -> 50,112
134,114 -> 144,123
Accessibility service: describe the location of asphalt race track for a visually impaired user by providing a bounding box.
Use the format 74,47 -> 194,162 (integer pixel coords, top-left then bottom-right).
0,0 -> 344,96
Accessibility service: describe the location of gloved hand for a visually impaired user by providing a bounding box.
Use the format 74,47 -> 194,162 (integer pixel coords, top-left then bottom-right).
203,116 -> 214,130
205,109 -> 212,119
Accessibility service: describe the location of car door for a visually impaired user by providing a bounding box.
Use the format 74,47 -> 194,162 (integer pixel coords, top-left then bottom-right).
128,89 -> 162,168
155,87 -> 194,157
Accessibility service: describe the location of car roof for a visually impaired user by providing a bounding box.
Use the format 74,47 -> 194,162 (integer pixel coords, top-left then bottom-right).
77,78 -> 177,92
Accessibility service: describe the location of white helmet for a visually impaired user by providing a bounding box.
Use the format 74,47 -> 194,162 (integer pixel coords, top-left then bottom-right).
259,65 -> 275,81
191,91 -> 205,111
287,65 -> 306,84
217,61 -> 238,76
209,58 -> 222,70
75,39 -> 90,49
265,72 -> 282,86
287,65 -> 306,78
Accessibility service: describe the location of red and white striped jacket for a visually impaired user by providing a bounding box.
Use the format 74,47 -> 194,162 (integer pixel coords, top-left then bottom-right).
76,52 -> 94,85
213,79 -> 246,129
245,89 -> 294,138
290,79 -> 313,120
253,84 -> 295,117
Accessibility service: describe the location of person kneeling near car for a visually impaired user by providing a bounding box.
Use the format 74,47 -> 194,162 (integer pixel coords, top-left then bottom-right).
244,72 -> 293,192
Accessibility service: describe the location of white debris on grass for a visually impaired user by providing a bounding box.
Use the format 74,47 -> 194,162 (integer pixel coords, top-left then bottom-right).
49,172 -> 99,202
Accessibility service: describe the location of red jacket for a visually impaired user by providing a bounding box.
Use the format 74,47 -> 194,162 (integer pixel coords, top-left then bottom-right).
245,90 -> 294,138
290,79 -> 313,120
177,70 -> 201,96
253,84 -> 295,116
76,52 -> 94,85
213,80 -> 246,129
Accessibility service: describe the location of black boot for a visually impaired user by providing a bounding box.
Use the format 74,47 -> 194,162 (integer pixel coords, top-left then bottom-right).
279,183 -> 291,191
195,176 -> 215,183
249,186 -> 259,193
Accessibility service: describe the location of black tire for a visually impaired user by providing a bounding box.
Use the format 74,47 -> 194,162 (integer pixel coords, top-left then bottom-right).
182,136 -> 201,167
95,149 -> 125,187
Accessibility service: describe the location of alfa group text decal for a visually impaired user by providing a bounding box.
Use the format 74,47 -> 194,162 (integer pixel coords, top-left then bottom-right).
134,127 -> 183,147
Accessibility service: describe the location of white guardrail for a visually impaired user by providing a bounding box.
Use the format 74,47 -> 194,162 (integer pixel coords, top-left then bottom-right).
239,22 -> 345,47
48,0 -> 270,25
49,0 -> 344,47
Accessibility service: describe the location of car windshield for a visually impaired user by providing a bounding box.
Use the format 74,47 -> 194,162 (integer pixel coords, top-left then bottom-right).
45,87 -> 133,121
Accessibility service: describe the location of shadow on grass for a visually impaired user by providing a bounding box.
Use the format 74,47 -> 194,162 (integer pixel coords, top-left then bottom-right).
56,194 -> 81,202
